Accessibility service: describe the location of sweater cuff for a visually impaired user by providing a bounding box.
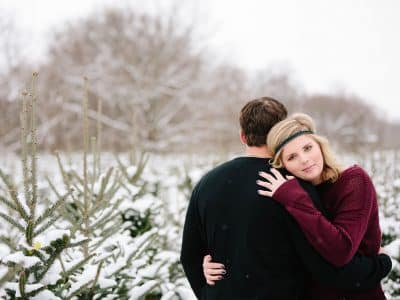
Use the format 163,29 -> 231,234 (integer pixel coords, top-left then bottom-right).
273,179 -> 305,206
378,254 -> 393,279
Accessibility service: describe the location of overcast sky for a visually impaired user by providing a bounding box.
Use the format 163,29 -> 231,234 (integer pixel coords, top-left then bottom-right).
2,0 -> 400,122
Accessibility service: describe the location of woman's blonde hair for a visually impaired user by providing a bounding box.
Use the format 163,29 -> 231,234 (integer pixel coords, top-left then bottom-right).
267,113 -> 342,183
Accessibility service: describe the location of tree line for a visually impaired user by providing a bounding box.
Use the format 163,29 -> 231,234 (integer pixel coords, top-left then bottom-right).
1,6 -> 399,155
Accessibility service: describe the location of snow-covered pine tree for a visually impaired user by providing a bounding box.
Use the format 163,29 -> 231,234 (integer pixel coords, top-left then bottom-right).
0,73 -> 89,300
0,75 -> 175,299
132,157 -> 216,299
48,78 -> 166,299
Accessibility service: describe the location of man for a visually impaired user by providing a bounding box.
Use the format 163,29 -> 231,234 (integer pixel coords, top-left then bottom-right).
180,97 -> 391,299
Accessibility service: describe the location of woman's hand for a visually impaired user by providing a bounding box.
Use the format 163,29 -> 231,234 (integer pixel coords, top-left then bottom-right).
257,168 -> 294,197
203,255 -> 225,285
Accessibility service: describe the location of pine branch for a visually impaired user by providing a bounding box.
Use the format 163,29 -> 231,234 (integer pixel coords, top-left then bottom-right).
34,192 -> 69,227
62,253 -> 95,279
0,235 -> 17,251
104,172 -> 123,200
36,238 -> 68,282
95,167 -> 113,205
24,284 -> 49,298
89,211 -> 121,234
29,72 -> 39,221
55,152 -> 81,204
73,200 -> 86,218
33,214 -> 61,237
0,170 -> 29,221
88,169 -> 116,215
0,264 -> 21,287
61,204 -> 82,230
115,152 -> 148,184
90,260 -> 104,290
0,195 -> 17,211
26,219 -> 34,245
18,270 -> 27,298
123,231 -> 158,272
58,257 -> 66,274
115,155 -> 130,181
65,280 -> 94,300
45,175 -> 62,199
82,77 -> 90,259
0,211 -> 25,232
131,152 -> 149,184
20,92 -> 31,209
30,249 -> 47,263
89,222 -> 121,251
67,238 -> 90,249
70,169 -> 85,187
96,97 -> 102,172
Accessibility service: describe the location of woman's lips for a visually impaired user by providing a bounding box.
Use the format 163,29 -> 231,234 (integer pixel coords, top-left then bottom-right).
303,164 -> 316,172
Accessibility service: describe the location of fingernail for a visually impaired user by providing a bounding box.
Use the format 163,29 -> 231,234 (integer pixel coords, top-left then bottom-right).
222,270 -> 226,274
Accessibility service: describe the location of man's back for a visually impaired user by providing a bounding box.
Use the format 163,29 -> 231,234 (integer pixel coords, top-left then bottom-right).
181,156 -> 307,299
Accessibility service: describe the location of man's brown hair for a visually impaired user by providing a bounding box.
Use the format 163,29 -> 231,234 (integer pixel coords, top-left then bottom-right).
239,97 -> 287,146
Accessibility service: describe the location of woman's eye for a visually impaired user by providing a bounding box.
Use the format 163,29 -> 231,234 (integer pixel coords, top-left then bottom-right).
304,145 -> 312,151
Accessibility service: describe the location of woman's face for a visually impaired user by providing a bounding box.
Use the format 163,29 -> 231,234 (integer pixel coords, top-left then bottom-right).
280,134 -> 324,185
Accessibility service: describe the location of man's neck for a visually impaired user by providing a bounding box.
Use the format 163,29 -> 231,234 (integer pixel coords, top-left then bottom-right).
245,145 -> 273,158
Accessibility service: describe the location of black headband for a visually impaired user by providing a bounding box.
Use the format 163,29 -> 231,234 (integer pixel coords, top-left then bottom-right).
274,130 -> 313,153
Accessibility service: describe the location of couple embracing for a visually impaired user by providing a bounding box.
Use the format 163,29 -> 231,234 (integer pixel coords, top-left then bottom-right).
181,97 -> 392,299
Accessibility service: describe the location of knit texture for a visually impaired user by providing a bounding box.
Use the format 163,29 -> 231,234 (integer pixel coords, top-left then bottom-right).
273,165 -> 385,299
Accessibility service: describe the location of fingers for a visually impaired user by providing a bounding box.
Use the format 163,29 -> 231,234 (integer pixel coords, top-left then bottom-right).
206,268 -> 226,276
203,254 -> 212,264
207,279 -> 215,285
206,274 -> 224,285
205,262 -> 225,269
258,171 -> 275,182
257,189 -> 272,197
286,175 -> 295,180
203,254 -> 226,285
203,255 -> 225,269
256,179 -> 270,189
270,168 -> 283,179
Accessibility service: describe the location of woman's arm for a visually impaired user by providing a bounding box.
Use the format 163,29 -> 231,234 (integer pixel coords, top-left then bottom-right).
285,211 -> 392,290
201,220 -> 392,291
258,168 -> 376,267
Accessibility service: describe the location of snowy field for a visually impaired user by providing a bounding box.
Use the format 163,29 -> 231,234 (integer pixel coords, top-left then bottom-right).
0,151 -> 399,299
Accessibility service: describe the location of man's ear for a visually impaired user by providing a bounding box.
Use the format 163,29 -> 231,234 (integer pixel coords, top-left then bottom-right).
239,129 -> 247,145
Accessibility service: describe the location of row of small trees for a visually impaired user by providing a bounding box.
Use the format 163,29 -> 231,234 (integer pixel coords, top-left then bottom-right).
0,75 -> 192,299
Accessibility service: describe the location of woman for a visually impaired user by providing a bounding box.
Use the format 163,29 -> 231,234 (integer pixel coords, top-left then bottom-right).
204,113 -> 386,299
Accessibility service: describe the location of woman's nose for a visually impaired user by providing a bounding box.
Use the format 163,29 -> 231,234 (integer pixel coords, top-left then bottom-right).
300,154 -> 309,164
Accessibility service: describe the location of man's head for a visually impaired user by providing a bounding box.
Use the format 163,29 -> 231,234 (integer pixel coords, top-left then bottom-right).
239,97 -> 287,146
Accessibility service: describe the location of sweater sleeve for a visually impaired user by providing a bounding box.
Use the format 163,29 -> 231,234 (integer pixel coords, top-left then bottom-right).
273,170 -> 375,267
180,182 -> 208,299
286,211 -> 392,290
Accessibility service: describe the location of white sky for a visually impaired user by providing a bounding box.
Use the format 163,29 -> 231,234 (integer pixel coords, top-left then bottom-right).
2,0 -> 400,122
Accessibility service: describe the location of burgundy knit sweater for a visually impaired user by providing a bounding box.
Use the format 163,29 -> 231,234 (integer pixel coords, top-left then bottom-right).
273,165 -> 385,299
